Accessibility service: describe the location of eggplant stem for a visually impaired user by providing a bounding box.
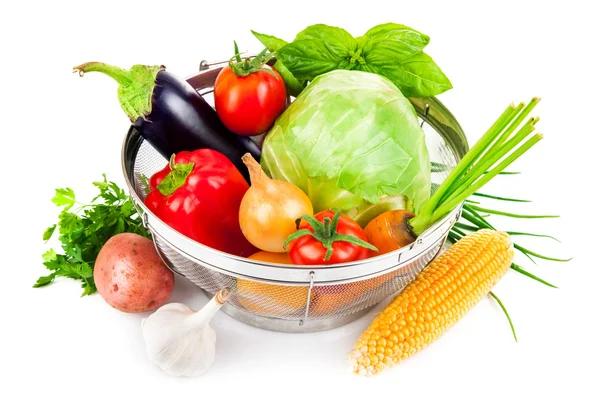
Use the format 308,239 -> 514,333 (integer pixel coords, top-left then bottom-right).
73,62 -> 133,85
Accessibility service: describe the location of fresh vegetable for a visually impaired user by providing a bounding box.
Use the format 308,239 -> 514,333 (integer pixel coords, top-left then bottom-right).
364,210 -> 416,256
239,153 -> 313,253
311,276 -> 388,315
214,44 -> 287,136
448,197 -> 567,289
253,23 -> 452,98
349,229 -> 514,376
284,210 -> 377,265
94,233 -> 174,313
261,69 -> 430,227
248,251 -> 292,264
236,279 -> 311,314
145,149 -> 257,257
73,62 -> 261,183
365,98 -> 544,253
142,288 -> 231,377
35,176 -> 148,295
251,31 -> 305,96
411,98 -> 542,234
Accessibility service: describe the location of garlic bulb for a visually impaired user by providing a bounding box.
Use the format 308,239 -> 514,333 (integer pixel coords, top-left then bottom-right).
141,288 -> 231,377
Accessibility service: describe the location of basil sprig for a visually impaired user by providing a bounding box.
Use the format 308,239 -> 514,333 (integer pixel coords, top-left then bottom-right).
253,23 -> 452,98
251,30 -> 305,96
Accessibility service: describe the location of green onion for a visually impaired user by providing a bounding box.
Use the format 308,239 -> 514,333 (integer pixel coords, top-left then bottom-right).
454,222 -> 560,242
466,204 -> 559,219
489,291 -> 518,342
473,192 -> 531,203
410,98 -> 543,235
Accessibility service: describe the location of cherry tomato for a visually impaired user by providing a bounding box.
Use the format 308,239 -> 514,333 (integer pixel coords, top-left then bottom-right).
214,64 -> 287,136
286,210 -> 377,265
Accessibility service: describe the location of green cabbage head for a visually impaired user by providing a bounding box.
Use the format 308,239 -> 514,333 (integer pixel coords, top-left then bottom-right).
261,70 -> 430,227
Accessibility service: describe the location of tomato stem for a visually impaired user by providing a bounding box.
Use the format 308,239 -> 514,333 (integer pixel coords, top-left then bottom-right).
283,209 -> 378,261
228,41 -> 276,77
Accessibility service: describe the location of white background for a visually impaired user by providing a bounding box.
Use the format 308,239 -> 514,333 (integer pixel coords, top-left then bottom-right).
3,1 -> 599,403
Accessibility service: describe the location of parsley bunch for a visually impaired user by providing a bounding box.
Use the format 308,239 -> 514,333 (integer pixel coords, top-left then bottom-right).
35,175 -> 149,296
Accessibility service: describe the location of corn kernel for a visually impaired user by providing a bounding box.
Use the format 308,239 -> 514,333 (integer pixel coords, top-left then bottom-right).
349,230 -> 513,376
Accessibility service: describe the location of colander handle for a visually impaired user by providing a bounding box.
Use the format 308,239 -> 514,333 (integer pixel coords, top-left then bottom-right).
299,271 -> 315,327
130,197 -> 148,228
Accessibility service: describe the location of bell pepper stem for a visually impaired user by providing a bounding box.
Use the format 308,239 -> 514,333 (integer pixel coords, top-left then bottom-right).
157,158 -> 195,196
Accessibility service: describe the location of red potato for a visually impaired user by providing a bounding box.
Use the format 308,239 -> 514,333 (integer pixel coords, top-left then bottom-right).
94,233 -> 174,313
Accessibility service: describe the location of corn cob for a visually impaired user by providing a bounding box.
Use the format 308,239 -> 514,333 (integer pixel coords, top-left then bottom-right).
349,229 -> 514,376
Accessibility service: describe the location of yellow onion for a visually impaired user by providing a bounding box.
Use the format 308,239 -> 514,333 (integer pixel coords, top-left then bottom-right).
239,154 -> 313,252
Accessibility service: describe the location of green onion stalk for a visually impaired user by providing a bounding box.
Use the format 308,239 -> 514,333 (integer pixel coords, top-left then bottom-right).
410,98 -> 543,235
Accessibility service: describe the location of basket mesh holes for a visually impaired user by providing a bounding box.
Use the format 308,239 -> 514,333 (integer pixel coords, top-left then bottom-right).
155,237 -> 442,321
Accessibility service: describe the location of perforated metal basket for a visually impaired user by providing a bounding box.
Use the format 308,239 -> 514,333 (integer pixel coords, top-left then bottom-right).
121,60 -> 468,332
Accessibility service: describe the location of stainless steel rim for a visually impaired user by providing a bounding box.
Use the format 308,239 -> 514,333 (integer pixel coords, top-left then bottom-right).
121,148 -> 462,285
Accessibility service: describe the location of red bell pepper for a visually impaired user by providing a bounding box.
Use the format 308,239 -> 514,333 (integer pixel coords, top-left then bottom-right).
145,149 -> 258,257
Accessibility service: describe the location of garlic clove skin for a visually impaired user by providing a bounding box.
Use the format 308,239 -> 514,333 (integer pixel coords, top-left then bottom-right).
141,289 -> 230,377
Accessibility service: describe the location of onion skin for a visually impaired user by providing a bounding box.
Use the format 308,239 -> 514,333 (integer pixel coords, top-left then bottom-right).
239,154 -> 313,253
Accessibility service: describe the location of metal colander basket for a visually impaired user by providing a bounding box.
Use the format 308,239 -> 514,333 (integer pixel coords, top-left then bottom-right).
121,60 -> 468,332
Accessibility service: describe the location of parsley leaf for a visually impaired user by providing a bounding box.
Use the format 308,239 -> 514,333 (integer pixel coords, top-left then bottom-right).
42,225 -> 57,241
51,188 -> 76,210
42,248 -> 57,262
35,176 -> 149,296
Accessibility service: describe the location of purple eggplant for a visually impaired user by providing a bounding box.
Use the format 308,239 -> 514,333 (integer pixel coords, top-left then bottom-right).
73,62 -> 261,183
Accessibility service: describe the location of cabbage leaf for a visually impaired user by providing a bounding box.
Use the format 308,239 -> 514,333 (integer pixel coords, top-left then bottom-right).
261,70 -> 430,224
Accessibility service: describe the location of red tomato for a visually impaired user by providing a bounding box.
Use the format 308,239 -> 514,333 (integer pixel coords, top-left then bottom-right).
214,64 -> 287,136
287,210 -> 377,265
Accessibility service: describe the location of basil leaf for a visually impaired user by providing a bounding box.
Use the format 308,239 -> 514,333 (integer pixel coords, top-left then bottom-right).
279,24 -> 358,81
358,51 -> 451,97
396,52 -> 453,97
252,30 -> 305,96
273,60 -> 304,97
271,22 -> 451,97
294,24 -> 355,44
251,30 -> 288,51
278,41 -> 342,81
358,23 -> 430,58
356,23 -> 451,96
